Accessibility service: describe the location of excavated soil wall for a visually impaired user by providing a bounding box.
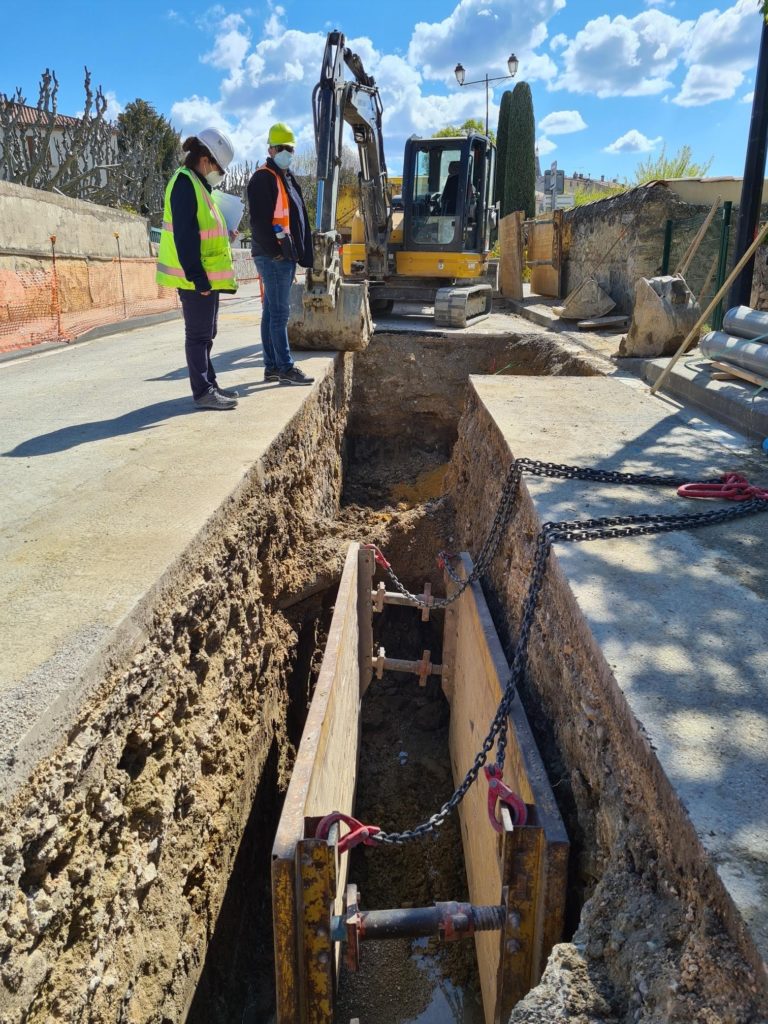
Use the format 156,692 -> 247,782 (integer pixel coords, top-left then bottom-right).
446,387 -> 768,1023
0,358 -> 354,1024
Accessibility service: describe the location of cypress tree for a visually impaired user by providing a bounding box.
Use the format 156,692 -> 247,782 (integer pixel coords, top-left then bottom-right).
503,82 -> 536,219
494,90 -> 514,208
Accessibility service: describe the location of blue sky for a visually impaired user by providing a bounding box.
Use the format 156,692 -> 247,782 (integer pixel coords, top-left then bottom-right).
2,0 -> 763,180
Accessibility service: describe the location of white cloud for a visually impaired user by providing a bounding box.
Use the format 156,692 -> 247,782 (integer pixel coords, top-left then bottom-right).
553,1 -> 760,103
684,0 -> 760,73
549,32 -> 567,50
538,109 -> 587,134
408,0 -> 566,84
554,11 -> 691,97
673,65 -> 745,107
536,137 -> 557,155
201,14 -> 250,70
103,91 -> 124,119
742,90 -> 755,103
604,129 -> 662,154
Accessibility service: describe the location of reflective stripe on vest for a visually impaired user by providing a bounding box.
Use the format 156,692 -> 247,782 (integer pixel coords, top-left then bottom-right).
257,165 -> 290,232
161,220 -> 227,241
156,167 -> 237,292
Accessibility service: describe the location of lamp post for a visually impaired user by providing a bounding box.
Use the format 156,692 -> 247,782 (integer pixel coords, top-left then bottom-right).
454,54 -> 519,138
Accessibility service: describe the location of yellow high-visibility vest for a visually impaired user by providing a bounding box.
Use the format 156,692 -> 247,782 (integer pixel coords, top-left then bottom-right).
156,167 -> 237,291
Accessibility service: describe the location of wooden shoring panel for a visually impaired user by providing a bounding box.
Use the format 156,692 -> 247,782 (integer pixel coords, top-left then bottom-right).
445,554 -> 569,1024
529,210 -> 563,298
272,542 -> 363,1024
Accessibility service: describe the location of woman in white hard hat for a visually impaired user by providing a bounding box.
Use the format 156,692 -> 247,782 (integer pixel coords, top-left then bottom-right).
156,127 -> 239,410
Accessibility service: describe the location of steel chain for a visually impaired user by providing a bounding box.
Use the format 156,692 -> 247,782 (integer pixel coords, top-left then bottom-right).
369,460 -> 767,846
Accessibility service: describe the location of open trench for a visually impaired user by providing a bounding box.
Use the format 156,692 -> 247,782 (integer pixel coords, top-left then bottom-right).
1,325 -> 764,1024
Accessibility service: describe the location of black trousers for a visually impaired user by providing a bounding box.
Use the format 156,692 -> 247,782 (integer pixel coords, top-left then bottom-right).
179,290 -> 220,399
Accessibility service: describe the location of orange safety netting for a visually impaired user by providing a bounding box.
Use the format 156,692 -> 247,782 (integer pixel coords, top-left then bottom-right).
0,250 -> 258,355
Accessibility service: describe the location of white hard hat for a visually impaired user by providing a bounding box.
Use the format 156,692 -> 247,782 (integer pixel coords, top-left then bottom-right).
197,127 -> 235,170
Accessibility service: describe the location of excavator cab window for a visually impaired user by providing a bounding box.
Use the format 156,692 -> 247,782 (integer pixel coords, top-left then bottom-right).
408,144 -> 464,247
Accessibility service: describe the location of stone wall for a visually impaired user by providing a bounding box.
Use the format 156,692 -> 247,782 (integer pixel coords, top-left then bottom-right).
562,183 -> 768,314
0,180 -> 150,259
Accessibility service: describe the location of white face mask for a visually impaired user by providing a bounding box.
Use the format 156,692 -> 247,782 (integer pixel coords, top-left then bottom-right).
205,169 -> 225,187
273,150 -> 293,170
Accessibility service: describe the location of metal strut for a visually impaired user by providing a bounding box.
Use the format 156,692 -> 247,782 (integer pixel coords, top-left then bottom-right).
332,884 -> 506,972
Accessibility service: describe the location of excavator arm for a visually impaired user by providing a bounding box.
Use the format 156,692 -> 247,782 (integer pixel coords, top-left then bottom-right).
288,31 -> 390,351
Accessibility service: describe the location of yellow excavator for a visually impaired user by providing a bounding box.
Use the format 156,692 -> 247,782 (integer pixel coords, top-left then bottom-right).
288,31 -> 498,351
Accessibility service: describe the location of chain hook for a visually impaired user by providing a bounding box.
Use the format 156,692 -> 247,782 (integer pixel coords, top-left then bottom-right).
315,811 -> 382,853
485,764 -> 527,833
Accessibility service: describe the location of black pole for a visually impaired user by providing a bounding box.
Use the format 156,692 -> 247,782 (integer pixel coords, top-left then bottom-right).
729,16 -> 768,309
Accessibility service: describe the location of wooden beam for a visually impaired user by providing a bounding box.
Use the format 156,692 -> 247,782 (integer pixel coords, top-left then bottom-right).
272,543 -> 362,1024
444,554 -> 569,1024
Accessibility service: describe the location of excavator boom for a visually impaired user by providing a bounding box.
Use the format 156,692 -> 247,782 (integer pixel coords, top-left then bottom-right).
288,31 -> 389,351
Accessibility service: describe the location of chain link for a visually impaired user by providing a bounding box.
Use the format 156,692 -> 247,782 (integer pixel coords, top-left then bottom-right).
369,460 -> 767,846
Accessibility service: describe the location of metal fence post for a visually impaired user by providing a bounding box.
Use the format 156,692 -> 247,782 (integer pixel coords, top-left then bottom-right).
661,220 -> 673,275
49,234 -> 62,340
114,231 -> 128,319
712,201 -> 733,331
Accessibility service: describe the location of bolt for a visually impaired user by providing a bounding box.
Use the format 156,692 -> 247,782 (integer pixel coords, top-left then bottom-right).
505,939 -> 521,955
317,952 -> 330,965
508,911 -> 521,930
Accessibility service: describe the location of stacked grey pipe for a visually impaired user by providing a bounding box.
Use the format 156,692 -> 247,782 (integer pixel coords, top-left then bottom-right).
700,306 -> 768,377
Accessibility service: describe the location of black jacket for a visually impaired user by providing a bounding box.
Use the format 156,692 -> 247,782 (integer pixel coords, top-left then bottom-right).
248,158 -> 313,267
169,168 -> 212,292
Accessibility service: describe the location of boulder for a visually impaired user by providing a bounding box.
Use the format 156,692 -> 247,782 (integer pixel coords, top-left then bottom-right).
620,275 -> 699,358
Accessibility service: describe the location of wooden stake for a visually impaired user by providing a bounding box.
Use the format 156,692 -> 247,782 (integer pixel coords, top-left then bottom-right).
697,251 -> 719,305
674,196 -> 720,278
649,219 -> 768,396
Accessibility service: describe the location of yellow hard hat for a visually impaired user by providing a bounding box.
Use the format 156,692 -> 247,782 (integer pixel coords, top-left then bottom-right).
268,122 -> 296,146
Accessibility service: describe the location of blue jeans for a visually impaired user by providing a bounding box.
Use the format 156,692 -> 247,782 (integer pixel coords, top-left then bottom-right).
254,256 -> 296,373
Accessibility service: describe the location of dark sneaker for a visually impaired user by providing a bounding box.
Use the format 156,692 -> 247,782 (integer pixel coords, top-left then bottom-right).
216,386 -> 239,399
279,365 -> 315,387
194,387 -> 237,410
264,369 -> 280,383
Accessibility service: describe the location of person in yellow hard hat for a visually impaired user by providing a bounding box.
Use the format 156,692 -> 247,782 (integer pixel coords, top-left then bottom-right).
248,122 -> 315,387
156,127 -> 239,410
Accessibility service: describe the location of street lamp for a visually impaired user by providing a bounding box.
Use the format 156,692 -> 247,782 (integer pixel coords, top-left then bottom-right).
454,54 -> 519,138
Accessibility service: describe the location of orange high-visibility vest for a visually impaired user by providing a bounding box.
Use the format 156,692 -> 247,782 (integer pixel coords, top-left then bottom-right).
257,165 -> 291,232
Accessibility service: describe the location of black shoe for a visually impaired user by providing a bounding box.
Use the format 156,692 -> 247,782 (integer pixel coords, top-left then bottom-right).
279,365 -> 315,387
194,387 -> 238,410
215,386 -> 239,399
264,369 -> 280,383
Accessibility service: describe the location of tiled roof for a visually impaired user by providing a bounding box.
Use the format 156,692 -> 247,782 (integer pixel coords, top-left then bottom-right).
1,101 -> 81,128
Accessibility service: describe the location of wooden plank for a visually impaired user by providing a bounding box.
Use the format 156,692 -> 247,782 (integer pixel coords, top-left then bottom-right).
499,211 -> 524,301
576,315 -> 629,330
529,210 -> 563,298
272,542 -> 362,1024
710,359 -> 768,389
445,554 -> 569,1024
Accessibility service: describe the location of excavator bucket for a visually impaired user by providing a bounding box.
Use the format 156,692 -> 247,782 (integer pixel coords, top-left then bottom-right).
288,280 -> 372,352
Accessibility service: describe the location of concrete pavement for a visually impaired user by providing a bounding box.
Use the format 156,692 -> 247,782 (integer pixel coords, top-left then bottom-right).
0,282 -> 335,796
472,374 -> 768,968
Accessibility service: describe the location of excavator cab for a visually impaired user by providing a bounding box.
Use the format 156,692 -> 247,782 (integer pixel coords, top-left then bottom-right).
401,134 -> 496,256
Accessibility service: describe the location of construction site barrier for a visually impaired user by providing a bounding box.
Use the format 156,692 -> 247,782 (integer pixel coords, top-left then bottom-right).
0,240 -> 258,355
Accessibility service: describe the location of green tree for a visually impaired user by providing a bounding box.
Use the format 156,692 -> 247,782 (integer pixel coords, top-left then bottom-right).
494,90 -> 514,206
501,82 -> 535,218
116,99 -> 180,224
632,144 -> 713,184
435,118 -> 495,143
